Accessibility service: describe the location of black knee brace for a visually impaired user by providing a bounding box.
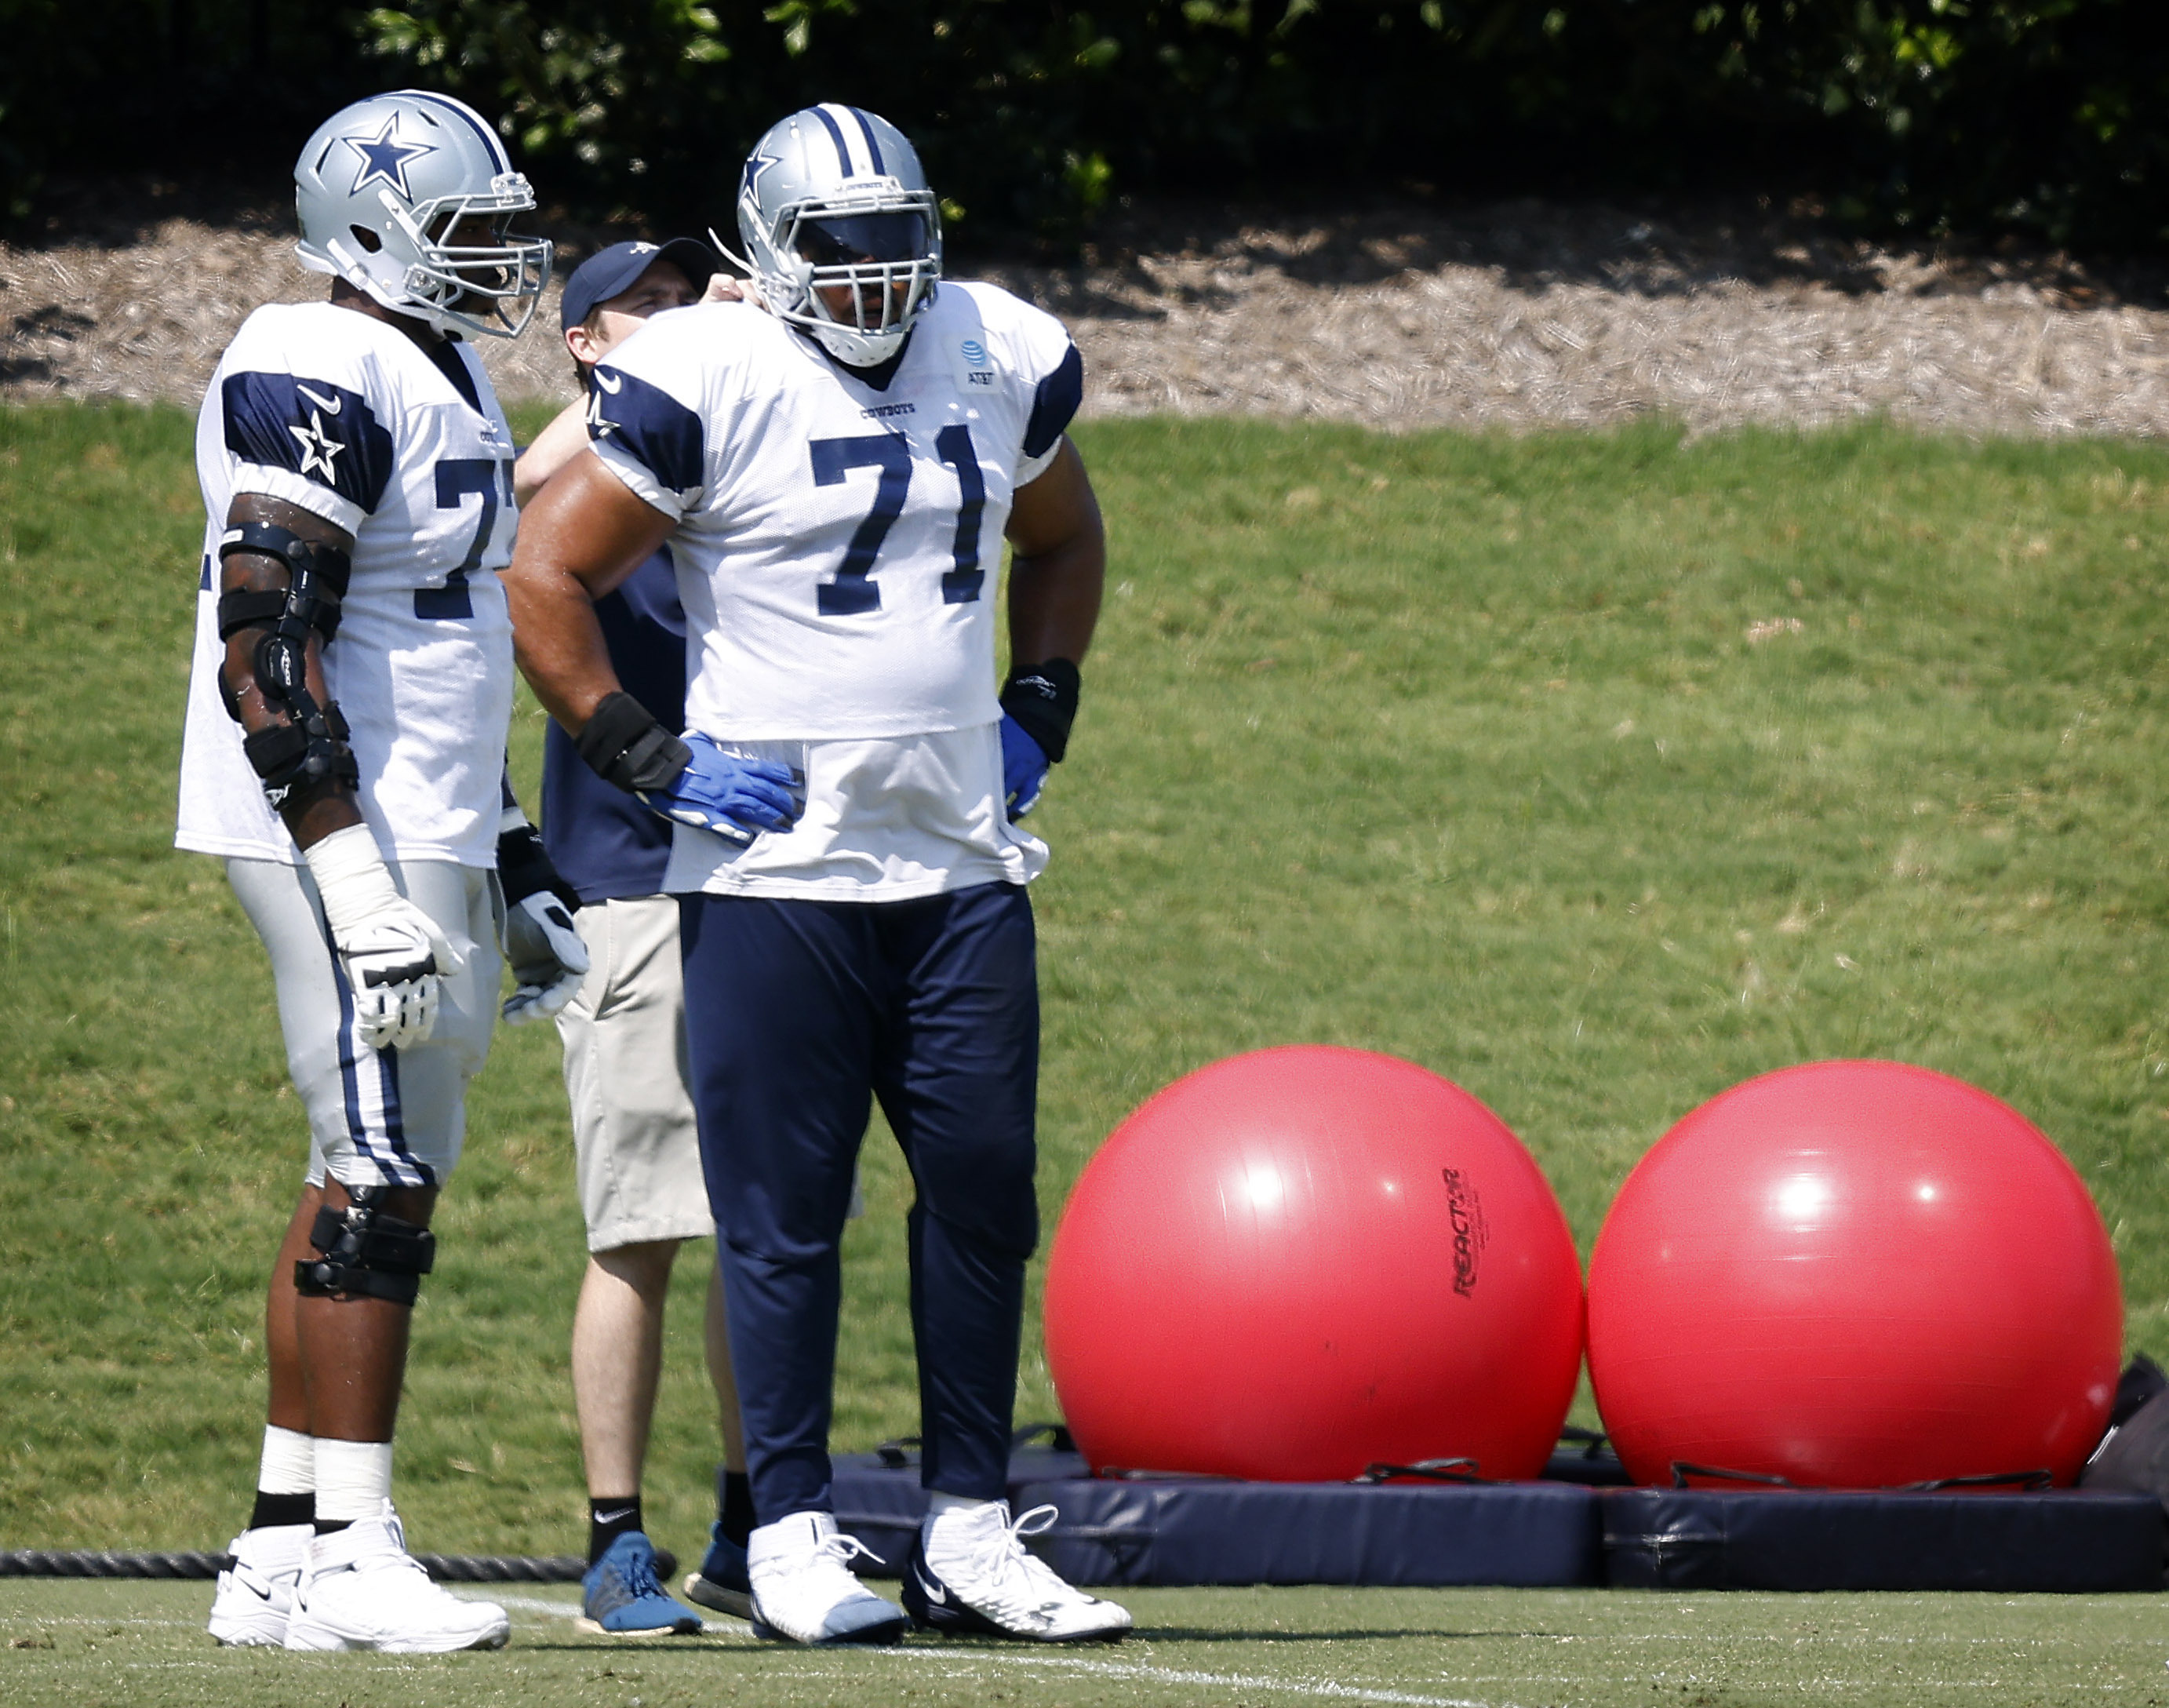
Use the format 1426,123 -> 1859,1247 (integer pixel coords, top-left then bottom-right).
294,1185 -> 436,1306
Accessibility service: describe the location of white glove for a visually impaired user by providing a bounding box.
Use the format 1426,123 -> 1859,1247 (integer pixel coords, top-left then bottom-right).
304,824 -> 463,1053
500,890 -> 590,1024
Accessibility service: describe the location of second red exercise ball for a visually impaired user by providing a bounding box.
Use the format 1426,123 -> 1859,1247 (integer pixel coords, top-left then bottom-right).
1045,1046 -> 1585,1483
1587,1059 -> 2122,1489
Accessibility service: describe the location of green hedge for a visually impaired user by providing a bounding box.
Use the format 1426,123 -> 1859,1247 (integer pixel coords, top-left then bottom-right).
3,2 -> 2164,250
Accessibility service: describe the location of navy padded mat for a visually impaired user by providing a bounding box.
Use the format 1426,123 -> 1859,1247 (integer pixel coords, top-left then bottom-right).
1010,1477 -> 1604,1588
832,1448 -> 1601,1586
1603,1487 -> 2164,1593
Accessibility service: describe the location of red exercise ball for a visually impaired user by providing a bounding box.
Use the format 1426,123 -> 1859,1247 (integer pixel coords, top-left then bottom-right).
1044,1046 -> 1585,1482
1587,1060 -> 2122,1489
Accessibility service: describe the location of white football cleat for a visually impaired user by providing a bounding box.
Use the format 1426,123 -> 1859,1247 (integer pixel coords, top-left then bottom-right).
746,1512 -> 910,1646
207,1523 -> 311,1647
903,1501 -> 1130,1643
282,1502 -> 510,1653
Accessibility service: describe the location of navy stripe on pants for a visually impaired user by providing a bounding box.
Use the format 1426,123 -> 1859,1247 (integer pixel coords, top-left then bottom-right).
679,881 -> 1039,1523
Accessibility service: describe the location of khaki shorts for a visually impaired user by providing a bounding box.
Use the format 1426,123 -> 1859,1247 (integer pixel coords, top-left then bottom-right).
556,894 -> 715,1252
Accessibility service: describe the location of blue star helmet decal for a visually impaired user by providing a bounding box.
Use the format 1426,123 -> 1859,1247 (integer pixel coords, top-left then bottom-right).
741,145 -> 782,200
344,114 -> 439,200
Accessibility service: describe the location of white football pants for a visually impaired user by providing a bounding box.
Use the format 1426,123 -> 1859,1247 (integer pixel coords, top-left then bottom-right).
227,855 -> 499,1190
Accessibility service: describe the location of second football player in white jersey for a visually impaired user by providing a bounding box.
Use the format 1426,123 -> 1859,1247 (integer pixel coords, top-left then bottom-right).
506,104 -> 1128,1647
180,89 -> 583,1654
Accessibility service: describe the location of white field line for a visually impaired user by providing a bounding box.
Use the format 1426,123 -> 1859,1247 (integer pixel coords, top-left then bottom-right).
481,1593 -> 581,1618
879,1647 -> 1519,1708
487,1590 -> 762,1640
480,1598 -> 1513,1706
472,1593 -> 2158,1699
2,1615 -> 198,1628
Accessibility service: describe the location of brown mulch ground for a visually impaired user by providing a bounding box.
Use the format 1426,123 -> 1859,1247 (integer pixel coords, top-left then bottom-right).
6,183 -> 2169,435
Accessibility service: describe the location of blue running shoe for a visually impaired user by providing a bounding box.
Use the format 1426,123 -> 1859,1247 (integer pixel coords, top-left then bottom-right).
577,1532 -> 703,1637
682,1520 -> 755,1622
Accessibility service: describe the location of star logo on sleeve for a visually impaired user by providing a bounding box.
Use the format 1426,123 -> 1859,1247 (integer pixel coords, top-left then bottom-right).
344,114 -> 438,199
288,408 -> 346,483
584,385 -> 615,441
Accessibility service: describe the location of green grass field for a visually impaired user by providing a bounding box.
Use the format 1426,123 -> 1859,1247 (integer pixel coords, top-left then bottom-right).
6,1579 -> 2169,1708
6,401 -> 2169,1700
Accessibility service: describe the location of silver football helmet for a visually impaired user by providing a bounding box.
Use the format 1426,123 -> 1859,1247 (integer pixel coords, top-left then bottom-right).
294,90 -> 551,340
736,104 -> 941,367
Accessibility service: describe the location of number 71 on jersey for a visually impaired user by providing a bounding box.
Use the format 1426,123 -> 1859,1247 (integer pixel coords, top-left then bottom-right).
810,425 -> 984,615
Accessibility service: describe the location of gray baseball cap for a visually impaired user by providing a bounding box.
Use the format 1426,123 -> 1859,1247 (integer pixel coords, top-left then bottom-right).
559,238 -> 719,333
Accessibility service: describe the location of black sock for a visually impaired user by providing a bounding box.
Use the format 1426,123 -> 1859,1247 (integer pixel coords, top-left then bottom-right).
588,1495 -> 644,1566
718,1469 -> 755,1548
248,1490 -> 315,1531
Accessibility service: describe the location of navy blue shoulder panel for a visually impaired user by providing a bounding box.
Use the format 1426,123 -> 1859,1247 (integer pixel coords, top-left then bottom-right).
427,339 -> 484,417
221,371 -> 395,515
588,366 -> 705,493
1023,344 -> 1083,461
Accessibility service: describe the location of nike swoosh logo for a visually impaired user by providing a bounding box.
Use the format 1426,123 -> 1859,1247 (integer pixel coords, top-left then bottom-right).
591,369 -> 623,394
592,1506 -> 638,1525
296,384 -> 342,415
914,1563 -> 947,1605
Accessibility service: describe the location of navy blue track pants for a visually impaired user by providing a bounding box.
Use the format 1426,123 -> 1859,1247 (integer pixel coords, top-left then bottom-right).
679,881 -> 1039,1523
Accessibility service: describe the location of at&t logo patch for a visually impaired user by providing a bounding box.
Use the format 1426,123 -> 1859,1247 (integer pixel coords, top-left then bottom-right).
952,336 -> 996,391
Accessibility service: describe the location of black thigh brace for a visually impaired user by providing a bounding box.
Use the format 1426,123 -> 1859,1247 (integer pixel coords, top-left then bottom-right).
216,523 -> 358,803
294,1185 -> 437,1307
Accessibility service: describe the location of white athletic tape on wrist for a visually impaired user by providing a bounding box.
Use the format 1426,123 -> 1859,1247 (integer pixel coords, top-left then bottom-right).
301,824 -> 406,939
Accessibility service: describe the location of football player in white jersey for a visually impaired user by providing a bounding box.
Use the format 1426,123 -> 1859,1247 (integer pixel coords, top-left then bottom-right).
504,105 -> 1130,1646
180,89 -> 582,1653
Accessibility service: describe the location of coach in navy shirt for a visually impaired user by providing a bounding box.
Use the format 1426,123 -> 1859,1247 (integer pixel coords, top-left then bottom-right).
514,240 -> 755,1637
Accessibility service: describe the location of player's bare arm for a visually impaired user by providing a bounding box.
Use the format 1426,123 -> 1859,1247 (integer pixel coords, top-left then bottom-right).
1005,436 -> 1105,668
502,451 -> 677,730
216,493 -> 362,851
513,401 -> 592,507
505,455 -> 800,847
995,436 -> 1104,817
214,483 -> 460,1055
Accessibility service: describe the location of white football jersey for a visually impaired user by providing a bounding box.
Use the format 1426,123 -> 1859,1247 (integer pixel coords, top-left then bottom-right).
588,280 -> 1084,899
589,282 -> 1079,741
175,301 -> 519,868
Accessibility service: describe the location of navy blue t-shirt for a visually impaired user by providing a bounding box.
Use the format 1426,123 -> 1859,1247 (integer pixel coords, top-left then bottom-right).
540,547 -> 686,902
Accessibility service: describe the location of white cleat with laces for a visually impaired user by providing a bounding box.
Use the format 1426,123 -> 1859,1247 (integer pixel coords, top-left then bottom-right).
902,1500 -> 1131,1643
282,1502 -> 510,1653
746,1512 -> 912,1646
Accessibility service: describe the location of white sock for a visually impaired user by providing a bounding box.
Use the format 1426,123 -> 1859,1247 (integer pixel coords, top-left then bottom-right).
924,1491 -> 997,1534
257,1425 -> 315,1497
314,1438 -> 395,1524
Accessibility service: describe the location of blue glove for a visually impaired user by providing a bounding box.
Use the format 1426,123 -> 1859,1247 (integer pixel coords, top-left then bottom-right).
639,732 -> 804,847
1000,714 -> 1051,820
